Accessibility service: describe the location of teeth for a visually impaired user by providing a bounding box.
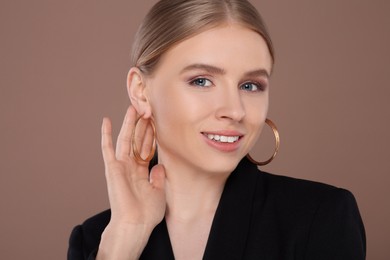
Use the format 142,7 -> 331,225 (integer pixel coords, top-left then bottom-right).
206,134 -> 239,143
227,136 -> 236,143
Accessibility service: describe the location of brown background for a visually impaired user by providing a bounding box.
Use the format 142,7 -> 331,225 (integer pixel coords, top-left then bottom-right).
1,0 -> 389,259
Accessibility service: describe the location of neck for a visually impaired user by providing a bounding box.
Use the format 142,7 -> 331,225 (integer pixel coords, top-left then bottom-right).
158,155 -> 230,221
165,173 -> 227,222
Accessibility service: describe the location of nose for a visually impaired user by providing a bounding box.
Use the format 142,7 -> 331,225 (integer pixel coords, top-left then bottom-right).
215,88 -> 246,122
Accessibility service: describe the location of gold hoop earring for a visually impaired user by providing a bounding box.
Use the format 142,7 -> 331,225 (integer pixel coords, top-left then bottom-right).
131,117 -> 157,163
247,118 -> 280,166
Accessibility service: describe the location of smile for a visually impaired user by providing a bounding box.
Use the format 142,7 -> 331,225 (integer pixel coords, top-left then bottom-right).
204,133 -> 240,143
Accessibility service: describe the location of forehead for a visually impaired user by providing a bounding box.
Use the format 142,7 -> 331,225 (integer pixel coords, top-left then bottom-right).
154,23 -> 273,76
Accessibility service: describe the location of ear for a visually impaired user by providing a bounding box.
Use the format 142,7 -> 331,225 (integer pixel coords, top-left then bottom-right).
127,67 -> 152,118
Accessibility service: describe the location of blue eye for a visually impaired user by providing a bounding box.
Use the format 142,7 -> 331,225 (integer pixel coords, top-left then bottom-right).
190,78 -> 212,87
240,82 -> 264,92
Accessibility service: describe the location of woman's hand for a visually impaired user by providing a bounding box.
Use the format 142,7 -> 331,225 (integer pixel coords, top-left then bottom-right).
97,105 -> 166,260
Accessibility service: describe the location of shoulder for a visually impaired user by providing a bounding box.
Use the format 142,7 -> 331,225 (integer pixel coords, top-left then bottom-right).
251,168 -> 365,233
235,159 -> 359,217
252,171 -> 366,258
237,158 -> 345,205
261,170 -> 337,192
257,171 -> 365,228
258,170 -> 352,208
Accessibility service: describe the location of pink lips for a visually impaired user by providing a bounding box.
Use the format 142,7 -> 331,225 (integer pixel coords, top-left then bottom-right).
201,130 -> 243,152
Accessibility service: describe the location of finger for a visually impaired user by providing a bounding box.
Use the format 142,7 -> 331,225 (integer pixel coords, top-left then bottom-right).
116,106 -> 137,159
101,117 -> 115,163
149,164 -> 166,190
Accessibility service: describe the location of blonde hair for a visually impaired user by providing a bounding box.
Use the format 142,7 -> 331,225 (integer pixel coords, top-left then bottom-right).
131,0 -> 274,75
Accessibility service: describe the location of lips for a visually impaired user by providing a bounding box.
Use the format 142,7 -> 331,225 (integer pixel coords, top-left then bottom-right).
201,131 -> 243,152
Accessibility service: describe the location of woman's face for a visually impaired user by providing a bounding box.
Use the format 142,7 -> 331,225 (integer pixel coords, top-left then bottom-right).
145,23 -> 272,175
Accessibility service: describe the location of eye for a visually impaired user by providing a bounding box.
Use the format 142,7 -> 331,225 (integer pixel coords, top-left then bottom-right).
240,82 -> 265,92
190,78 -> 213,87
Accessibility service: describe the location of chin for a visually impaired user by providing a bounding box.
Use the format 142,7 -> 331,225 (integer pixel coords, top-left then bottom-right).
197,155 -> 243,176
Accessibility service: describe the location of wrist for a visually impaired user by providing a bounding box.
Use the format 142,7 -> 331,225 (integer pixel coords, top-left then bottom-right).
97,222 -> 154,260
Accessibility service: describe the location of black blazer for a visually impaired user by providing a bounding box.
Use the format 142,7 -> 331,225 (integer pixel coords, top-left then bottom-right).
68,158 -> 366,259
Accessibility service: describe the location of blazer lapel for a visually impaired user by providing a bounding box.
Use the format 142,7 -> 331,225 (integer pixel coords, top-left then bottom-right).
203,158 -> 261,259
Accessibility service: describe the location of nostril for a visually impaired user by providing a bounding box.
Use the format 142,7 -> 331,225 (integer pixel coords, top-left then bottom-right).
218,109 -> 246,121
214,89 -> 246,121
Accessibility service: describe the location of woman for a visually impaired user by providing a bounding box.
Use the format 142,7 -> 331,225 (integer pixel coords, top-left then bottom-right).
68,0 -> 366,259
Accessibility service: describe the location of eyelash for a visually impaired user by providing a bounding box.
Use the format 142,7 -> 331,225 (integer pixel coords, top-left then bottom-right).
189,77 -> 266,92
240,81 -> 266,92
189,77 -> 213,87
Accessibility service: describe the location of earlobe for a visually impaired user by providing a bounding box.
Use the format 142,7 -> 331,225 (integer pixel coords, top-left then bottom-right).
127,67 -> 152,118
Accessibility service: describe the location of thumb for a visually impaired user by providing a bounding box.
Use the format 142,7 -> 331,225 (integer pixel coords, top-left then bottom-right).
149,164 -> 166,190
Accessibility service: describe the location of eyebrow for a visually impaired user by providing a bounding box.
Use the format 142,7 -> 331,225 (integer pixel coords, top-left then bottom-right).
180,63 -> 270,79
180,63 -> 226,75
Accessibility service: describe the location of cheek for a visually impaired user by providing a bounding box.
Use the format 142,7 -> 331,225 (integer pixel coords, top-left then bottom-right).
150,83 -> 207,119
149,84 -> 190,131
245,95 -> 269,121
245,96 -> 269,138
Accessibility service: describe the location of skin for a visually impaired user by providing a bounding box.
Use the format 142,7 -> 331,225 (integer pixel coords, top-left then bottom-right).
97,23 -> 272,260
